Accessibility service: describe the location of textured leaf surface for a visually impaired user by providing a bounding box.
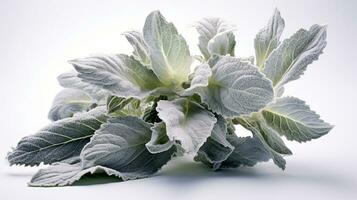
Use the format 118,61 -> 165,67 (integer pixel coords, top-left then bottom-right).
220,134 -> 271,168
262,97 -> 333,142
29,162 -> 121,187
123,31 -> 150,66
143,11 -> 192,86
196,18 -> 236,59
48,89 -> 92,121
236,116 -> 287,169
71,54 -> 163,99
194,116 -> 234,170
183,63 -> 212,96
255,9 -> 285,68
263,24 -> 327,89
156,98 -> 217,153
190,56 -> 274,117
7,107 -> 108,166
57,71 -> 108,101
81,116 -> 175,180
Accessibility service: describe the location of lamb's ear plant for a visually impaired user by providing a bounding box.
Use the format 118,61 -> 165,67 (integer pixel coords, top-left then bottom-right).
7,9 -> 333,187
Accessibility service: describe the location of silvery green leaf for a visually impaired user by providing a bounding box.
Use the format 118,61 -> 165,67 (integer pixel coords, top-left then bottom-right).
262,97 -> 333,142
143,11 -> 192,86
263,25 -> 327,88
123,31 -> 150,66
145,122 -> 174,154
183,63 -> 212,96
236,117 -> 287,169
255,8 -> 285,68
257,120 -> 292,155
29,162 -> 121,187
71,54 -> 163,99
7,107 -> 108,166
194,116 -> 234,170
195,18 -> 236,60
81,116 -> 176,180
156,98 -> 217,153
190,56 -> 274,117
220,134 -> 271,168
58,71 -> 108,101
48,89 -> 92,121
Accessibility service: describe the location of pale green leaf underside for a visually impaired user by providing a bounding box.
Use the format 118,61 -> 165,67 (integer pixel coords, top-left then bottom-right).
263,24 -> 327,89
190,56 -> 274,117
71,54 -> 163,99
156,98 -> 217,153
81,116 -> 175,180
7,107 -> 107,166
255,8 -> 285,68
196,18 -> 236,60
48,89 -> 92,121
143,11 -> 192,86
262,96 -> 333,142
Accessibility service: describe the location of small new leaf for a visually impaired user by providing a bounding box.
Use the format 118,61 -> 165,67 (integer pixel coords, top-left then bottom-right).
196,18 -> 236,60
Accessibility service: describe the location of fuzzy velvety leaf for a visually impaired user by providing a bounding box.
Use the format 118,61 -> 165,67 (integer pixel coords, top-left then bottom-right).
220,134 -> 272,168
236,116 -> 288,169
143,11 -> 192,86
71,54 -> 163,99
262,97 -> 333,142
156,98 -> 217,153
189,56 -> 274,117
194,116 -> 234,170
48,89 -> 93,121
7,107 -> 107,166
255,9 -> 285,68
29,162 -> 121,187
195,18 -> 236,59
263,25 -> 327,90
57,71 -> 108,101
123,31 -> 150,66
183,63 -> 212,96
81,116 -> 175,180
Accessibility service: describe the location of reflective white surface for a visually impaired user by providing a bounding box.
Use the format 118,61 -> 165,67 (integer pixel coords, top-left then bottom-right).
0,0 -> 356,199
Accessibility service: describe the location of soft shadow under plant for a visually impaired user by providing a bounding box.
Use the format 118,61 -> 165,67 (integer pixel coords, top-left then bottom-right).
7,9 -> 333,187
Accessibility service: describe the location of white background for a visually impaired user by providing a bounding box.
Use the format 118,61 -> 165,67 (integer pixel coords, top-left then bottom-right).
0,0 -> 356,199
